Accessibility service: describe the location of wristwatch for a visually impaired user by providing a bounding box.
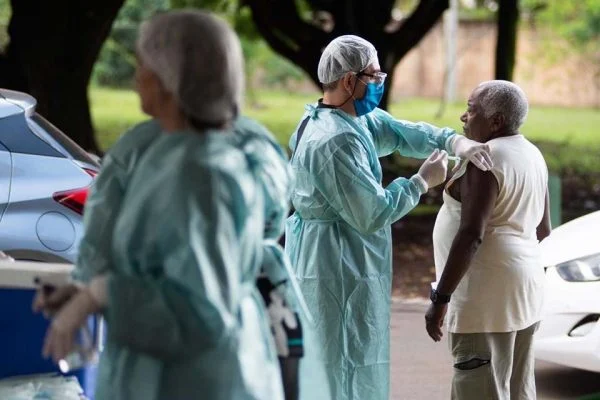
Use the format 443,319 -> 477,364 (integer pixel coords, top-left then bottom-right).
430,288 -> 451,305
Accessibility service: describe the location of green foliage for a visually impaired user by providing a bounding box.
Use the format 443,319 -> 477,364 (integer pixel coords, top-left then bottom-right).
261,50 -> 307,87
0,0 -> 11,50
170,0 -> 230,10
171,0 -> 240,27
455,0 -> 600,51
92,0 -> 169,87
235,7 -> 308,91
92,0 -> 306,92
233,5 -> 261,40
171,0 -> 309,95
523,0 -> 600,52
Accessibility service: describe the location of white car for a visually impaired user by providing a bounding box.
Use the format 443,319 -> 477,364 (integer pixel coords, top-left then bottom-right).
535,210 -> 600,372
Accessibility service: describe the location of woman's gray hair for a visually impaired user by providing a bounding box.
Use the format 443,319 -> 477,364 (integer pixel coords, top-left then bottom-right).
477,80 -> 528,131
137,10 -> 244,126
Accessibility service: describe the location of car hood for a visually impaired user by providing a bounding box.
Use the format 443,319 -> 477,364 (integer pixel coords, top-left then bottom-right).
540,211 -> 600,267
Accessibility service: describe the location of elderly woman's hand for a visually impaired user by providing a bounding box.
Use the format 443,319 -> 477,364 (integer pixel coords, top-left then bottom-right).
42,276 -> 107,362
42,289 -> 101,362
452,135 -> 493,171
32,284 -> 80,317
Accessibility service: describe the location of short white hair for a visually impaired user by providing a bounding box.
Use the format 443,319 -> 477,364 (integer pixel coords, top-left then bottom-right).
317,35 -> 379,84
137,10 -> 244,126
477,80 -> 529,131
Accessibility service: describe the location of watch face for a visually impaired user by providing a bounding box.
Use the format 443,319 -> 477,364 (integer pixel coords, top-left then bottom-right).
430,289 -> 437,303
431,289 -> 450,304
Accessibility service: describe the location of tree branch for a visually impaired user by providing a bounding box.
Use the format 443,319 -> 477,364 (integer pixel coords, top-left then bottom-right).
389,0 -> 449,61
248,0 -> 449,93
245,0 -> 327,46
244,0 -> 329,86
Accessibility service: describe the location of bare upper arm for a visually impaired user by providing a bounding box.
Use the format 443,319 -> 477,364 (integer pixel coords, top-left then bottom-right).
537,188 -> 552,241
459,163 -> 499,235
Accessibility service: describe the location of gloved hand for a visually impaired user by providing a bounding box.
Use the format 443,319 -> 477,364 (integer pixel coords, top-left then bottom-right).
451,135 -> 493,171
416,149 -> 449,189
42,276 -> 107,363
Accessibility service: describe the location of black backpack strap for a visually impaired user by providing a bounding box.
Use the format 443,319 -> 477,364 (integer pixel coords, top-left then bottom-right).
291,116 -> 311,160
292,99 -> 337,160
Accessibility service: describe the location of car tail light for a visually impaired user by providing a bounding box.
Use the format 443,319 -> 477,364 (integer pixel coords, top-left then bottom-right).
52,168 -> 98,215
82,168 -> 98,178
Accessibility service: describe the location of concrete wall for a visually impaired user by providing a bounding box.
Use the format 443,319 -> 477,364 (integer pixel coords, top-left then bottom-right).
391,20 -> 600,108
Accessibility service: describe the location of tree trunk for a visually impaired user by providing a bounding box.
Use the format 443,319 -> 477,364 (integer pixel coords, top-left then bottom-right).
0,0 -> 125,153
379,0 -> 449,109
495,0 -> 519,81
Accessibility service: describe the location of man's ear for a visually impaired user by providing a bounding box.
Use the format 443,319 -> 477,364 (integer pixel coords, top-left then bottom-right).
490,112 -> 505,132
342,72 -> 355,94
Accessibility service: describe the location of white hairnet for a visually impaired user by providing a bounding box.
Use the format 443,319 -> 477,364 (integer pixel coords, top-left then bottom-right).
317,35 -> 379,84
478,80 -> 529,131
137,10 -> 244,125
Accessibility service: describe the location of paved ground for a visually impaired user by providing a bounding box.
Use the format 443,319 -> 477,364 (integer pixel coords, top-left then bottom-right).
390,299 -> 600,400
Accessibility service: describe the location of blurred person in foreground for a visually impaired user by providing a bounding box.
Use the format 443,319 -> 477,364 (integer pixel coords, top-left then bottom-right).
35,10 -> 285,400
426,80 -> 551,400
34,8 -> 325,399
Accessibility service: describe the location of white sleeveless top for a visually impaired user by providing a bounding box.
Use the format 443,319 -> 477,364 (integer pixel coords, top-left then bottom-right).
433,135 -> 548,333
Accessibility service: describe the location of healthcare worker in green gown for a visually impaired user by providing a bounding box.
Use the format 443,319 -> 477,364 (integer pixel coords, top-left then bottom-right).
34,58 -> 322,400
38,10 -> 285,400
285,35 -> 494,400
233,116 -> 330,400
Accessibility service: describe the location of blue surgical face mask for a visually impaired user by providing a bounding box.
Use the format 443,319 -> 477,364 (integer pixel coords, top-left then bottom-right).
353,82 -> 384,117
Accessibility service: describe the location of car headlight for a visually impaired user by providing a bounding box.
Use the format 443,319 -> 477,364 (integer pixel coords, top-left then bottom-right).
555,253 -> 600,282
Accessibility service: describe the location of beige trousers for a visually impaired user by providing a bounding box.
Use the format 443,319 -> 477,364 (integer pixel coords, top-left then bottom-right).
448,322 -> 539,400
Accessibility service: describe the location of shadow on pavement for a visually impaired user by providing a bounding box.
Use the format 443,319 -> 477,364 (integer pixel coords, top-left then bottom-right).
536,361 -> 600,400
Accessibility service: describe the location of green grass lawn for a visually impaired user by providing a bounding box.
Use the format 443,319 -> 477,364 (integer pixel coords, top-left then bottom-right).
388,98 -> 600,148
90,86 -> 146,150
90,86 -> 600,172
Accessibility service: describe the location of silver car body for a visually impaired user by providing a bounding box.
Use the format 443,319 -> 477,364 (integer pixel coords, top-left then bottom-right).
0,89 -> 99,263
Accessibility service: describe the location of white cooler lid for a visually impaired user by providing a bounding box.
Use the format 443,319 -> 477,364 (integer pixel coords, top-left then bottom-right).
0,261 -> 73,289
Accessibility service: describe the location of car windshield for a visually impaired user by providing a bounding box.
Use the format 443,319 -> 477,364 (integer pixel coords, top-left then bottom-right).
27,113 -> 99,167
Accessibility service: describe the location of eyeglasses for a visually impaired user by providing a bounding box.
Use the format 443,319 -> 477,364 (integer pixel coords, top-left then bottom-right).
357,70 -> 387,87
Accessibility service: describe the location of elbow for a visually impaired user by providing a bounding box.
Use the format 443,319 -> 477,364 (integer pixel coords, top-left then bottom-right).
353,207 -> 413,235
353,217 -> 388,235
537,226 -> 551,242
455,227 -> 484,250
352,204 -> 409,234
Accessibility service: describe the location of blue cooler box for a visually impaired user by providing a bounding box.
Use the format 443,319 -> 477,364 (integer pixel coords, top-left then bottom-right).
0,261 -> 100,399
